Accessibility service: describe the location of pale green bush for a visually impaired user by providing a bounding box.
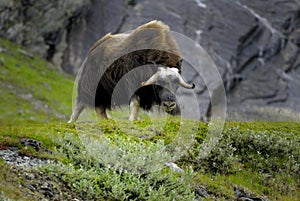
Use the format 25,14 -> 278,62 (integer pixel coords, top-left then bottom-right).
40,132 -> 196,201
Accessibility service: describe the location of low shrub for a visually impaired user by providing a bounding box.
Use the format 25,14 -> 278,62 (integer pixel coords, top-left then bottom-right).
40,131 -> 196,201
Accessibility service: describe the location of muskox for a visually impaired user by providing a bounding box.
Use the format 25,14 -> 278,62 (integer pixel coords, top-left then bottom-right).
68,20 -> 195,123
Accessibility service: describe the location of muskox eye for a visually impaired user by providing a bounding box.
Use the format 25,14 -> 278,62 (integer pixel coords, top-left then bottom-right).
157,80 -> 167,85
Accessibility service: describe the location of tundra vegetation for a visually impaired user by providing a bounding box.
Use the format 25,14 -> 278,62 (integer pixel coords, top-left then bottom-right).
0,37 -> 299,201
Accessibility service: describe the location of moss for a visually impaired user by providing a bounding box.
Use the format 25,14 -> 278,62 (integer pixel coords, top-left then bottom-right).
18,146 -> 38,157
0,121 -> 75,164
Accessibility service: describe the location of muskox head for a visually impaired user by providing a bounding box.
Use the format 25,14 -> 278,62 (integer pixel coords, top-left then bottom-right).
142,66 -> 195,114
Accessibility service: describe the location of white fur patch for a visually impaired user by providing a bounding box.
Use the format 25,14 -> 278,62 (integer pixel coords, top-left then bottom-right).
157,67 -> 179,78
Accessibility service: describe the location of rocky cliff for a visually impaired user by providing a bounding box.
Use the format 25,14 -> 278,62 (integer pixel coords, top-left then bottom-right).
1,0 -> 300,120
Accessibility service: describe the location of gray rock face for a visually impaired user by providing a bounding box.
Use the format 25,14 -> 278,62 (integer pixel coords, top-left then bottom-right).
0,0 -> 90,73
1,0 -> 300,120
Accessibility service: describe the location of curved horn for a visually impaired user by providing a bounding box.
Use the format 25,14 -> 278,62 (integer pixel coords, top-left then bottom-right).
178,74 -> 195,89
141,61 -> 160,86
141,74 -> 158,86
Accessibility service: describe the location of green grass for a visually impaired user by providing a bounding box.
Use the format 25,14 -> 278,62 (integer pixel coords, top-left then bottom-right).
0,37 -> 74,122
226,121 -> 300,136
0,120 -> 299,201
0,37 -> 299,200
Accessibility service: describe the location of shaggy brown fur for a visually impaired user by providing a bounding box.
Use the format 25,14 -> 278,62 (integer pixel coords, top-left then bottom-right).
71,20 -> 184,121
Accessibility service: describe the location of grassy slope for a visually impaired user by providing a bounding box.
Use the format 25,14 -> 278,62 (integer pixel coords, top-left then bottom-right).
0,37 -> 73,122
0,38 -> 299,201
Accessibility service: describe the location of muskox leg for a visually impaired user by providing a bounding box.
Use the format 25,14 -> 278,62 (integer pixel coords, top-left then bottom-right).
95,107 -> 108,120
129,96 -> 140,121
68,100 -> 85,123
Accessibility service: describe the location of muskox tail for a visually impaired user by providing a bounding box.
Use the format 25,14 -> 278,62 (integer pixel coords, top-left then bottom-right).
76,56 -> 101,107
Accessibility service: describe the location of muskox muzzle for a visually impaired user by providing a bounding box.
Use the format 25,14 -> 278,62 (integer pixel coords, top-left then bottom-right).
159,90 -> 178,113
162,101 -> 177,112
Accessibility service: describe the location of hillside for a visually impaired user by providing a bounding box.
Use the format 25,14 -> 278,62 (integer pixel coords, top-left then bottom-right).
0,38 -> 299,201
0,37 -> 73,122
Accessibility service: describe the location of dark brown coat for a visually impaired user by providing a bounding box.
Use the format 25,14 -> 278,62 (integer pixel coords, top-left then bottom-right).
69,21 -> 191,122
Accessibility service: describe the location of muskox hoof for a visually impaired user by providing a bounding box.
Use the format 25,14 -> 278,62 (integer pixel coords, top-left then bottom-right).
129,116 -> 140,121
